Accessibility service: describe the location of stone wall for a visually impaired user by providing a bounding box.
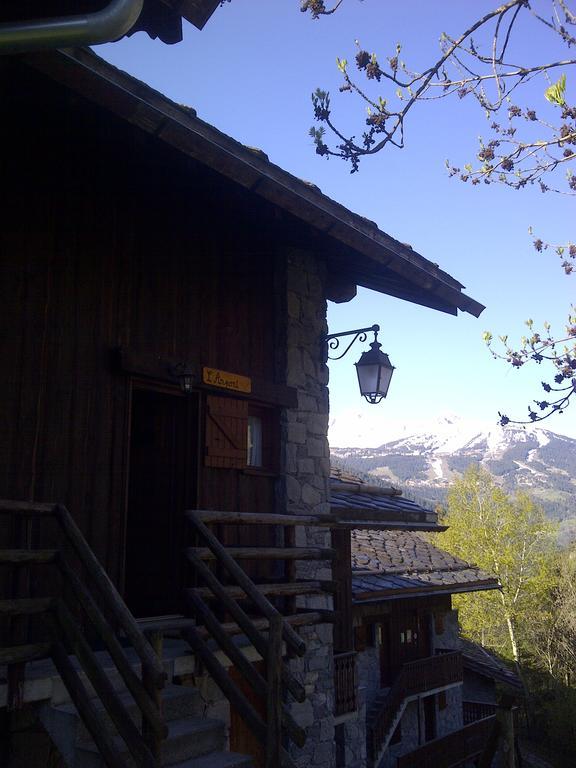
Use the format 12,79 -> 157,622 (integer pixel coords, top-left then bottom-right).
281,248 -> 335,768
433,608 -> 461,651
437,685 -> 463,736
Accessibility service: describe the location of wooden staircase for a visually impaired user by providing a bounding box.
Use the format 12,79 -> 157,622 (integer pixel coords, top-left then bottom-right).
182,509 -> 338,768
40,683 -> 252,768
0,501 -> 338,768
0,501 -> 168,768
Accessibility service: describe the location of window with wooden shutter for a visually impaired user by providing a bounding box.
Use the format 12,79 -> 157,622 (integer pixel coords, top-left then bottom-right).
205,395 -> 248,469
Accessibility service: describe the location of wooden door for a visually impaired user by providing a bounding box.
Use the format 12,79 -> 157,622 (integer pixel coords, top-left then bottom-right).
125,385 -> 198,617
229,663 -> 265,768
384,609 -> 429,683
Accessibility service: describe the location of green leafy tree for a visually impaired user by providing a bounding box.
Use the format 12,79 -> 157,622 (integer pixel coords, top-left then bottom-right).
439,465 -> 558,665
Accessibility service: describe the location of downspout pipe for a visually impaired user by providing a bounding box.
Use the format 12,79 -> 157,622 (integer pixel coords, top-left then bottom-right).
0,0 -> 144,54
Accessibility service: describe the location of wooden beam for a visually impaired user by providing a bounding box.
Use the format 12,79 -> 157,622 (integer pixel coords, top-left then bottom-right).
189,546 -> 336,561
192,510 -> 335,526
117,348 -> 298,408
0,643 -> 51,665
192,580 -> 333,600
0,550 -> 58,564
0,500 -> 57,515
266,614 -> 284,768
196,612 -> 333,639
0,598 -> 54,616
325,273 -> 357,304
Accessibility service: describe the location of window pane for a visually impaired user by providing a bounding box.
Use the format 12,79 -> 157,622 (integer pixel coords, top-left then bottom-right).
247,415 -> 263,467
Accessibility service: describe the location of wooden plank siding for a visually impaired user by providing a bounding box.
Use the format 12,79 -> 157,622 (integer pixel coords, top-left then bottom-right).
0,59 -> 291,599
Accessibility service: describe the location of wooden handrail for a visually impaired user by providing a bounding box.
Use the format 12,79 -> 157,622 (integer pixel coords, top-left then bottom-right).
0,500 -> 165,685
184,509 -> 317,767
58,557 -> 167,742
53,600 -> 158,768
396,715 -> 498,768
183,623 -> 298,768
368,651 -> 463,766
186,591 -> 305,748
186,512 -> 307,657
54,505 -> 165,686
0,499 -> 167,767
265,615 -> 283,768
184,555 -> 305,703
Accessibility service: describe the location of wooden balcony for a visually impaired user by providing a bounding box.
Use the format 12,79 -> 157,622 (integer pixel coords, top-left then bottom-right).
368,651 -> 463,766
463,699 -> 497,725
396,714 -> 497,768
334,651 -> 357,716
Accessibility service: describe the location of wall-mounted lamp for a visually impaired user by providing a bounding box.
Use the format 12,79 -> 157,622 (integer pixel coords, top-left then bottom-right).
325,324 -> 395,405
171,362 -> 194,394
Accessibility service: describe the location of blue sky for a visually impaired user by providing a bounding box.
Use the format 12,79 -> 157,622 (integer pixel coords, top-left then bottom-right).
99,1 -> 576,441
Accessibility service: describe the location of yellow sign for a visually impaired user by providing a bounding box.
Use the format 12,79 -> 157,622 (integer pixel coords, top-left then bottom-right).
203,367 -> 252,394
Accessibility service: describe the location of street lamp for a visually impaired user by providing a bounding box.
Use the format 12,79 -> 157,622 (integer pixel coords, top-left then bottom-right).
325,324 -> 395,405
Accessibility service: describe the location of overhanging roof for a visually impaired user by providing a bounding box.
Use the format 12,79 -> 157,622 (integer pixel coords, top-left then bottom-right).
22,46 -> 485,318
350,529 -> 499,603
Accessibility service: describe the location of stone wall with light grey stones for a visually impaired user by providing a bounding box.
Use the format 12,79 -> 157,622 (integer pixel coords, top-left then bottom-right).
433,608 -> 461,651
281,247 -> 335,768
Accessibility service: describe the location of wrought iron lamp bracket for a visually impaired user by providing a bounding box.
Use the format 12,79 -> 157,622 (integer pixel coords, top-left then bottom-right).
325,324 -> 380,361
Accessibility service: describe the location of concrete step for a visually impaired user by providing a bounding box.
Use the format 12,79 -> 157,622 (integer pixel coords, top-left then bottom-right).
76,715 -> 225,768
52,684 -> 203,745
173,752 -> 254,768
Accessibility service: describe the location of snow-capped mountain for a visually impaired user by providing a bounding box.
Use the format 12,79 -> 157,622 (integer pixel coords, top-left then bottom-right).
330,414 -> 576,532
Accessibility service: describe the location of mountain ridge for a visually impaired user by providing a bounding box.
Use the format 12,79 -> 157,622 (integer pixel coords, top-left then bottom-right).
330,415 -> 576,543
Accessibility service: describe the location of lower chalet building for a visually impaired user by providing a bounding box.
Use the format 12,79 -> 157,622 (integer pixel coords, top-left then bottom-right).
1,45 -> 492,768
326,474 -> 522,768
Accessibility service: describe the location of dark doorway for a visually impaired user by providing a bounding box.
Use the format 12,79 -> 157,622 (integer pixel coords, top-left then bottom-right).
381,610 -> 430,686
423,694 -> 437,742
125,386 -> 198,617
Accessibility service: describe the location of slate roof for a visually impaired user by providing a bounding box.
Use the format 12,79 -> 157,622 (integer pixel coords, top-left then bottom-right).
460,637 -> 523,692
350,529 -> 499,601
329,468 -> 443,531
23,47 -> 484,319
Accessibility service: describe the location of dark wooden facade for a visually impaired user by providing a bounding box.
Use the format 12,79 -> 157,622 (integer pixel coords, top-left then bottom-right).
0,59 -> 301,611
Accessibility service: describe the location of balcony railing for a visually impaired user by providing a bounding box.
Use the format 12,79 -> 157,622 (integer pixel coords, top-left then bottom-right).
368,651 -> 463,766
396,714 -> 497,768
334,651 -> 357,716
463,700 -> 497,725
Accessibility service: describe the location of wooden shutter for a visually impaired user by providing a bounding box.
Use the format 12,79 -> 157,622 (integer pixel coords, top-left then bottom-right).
205,395 -> 248,469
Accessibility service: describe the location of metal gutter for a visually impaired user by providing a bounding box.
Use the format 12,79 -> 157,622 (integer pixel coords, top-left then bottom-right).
0,0 -> 144,54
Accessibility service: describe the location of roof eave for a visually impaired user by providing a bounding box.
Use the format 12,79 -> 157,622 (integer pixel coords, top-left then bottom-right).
22,46 -> 485,318
352,579 -> 500,604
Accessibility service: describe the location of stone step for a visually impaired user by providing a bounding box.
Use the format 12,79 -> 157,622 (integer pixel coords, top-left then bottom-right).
173,752 -> 254,768
50,684 -> 203,745
76,715 -> 225,768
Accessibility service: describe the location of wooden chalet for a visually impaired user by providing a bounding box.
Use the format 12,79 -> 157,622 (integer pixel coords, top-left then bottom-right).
325,471 -> 513,768
0,45 -> 484,768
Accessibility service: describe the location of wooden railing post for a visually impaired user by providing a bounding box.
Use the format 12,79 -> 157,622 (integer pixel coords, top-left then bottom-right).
7,512 -> 33,710
143,630 -> 164,766
266,614 -> 283,768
